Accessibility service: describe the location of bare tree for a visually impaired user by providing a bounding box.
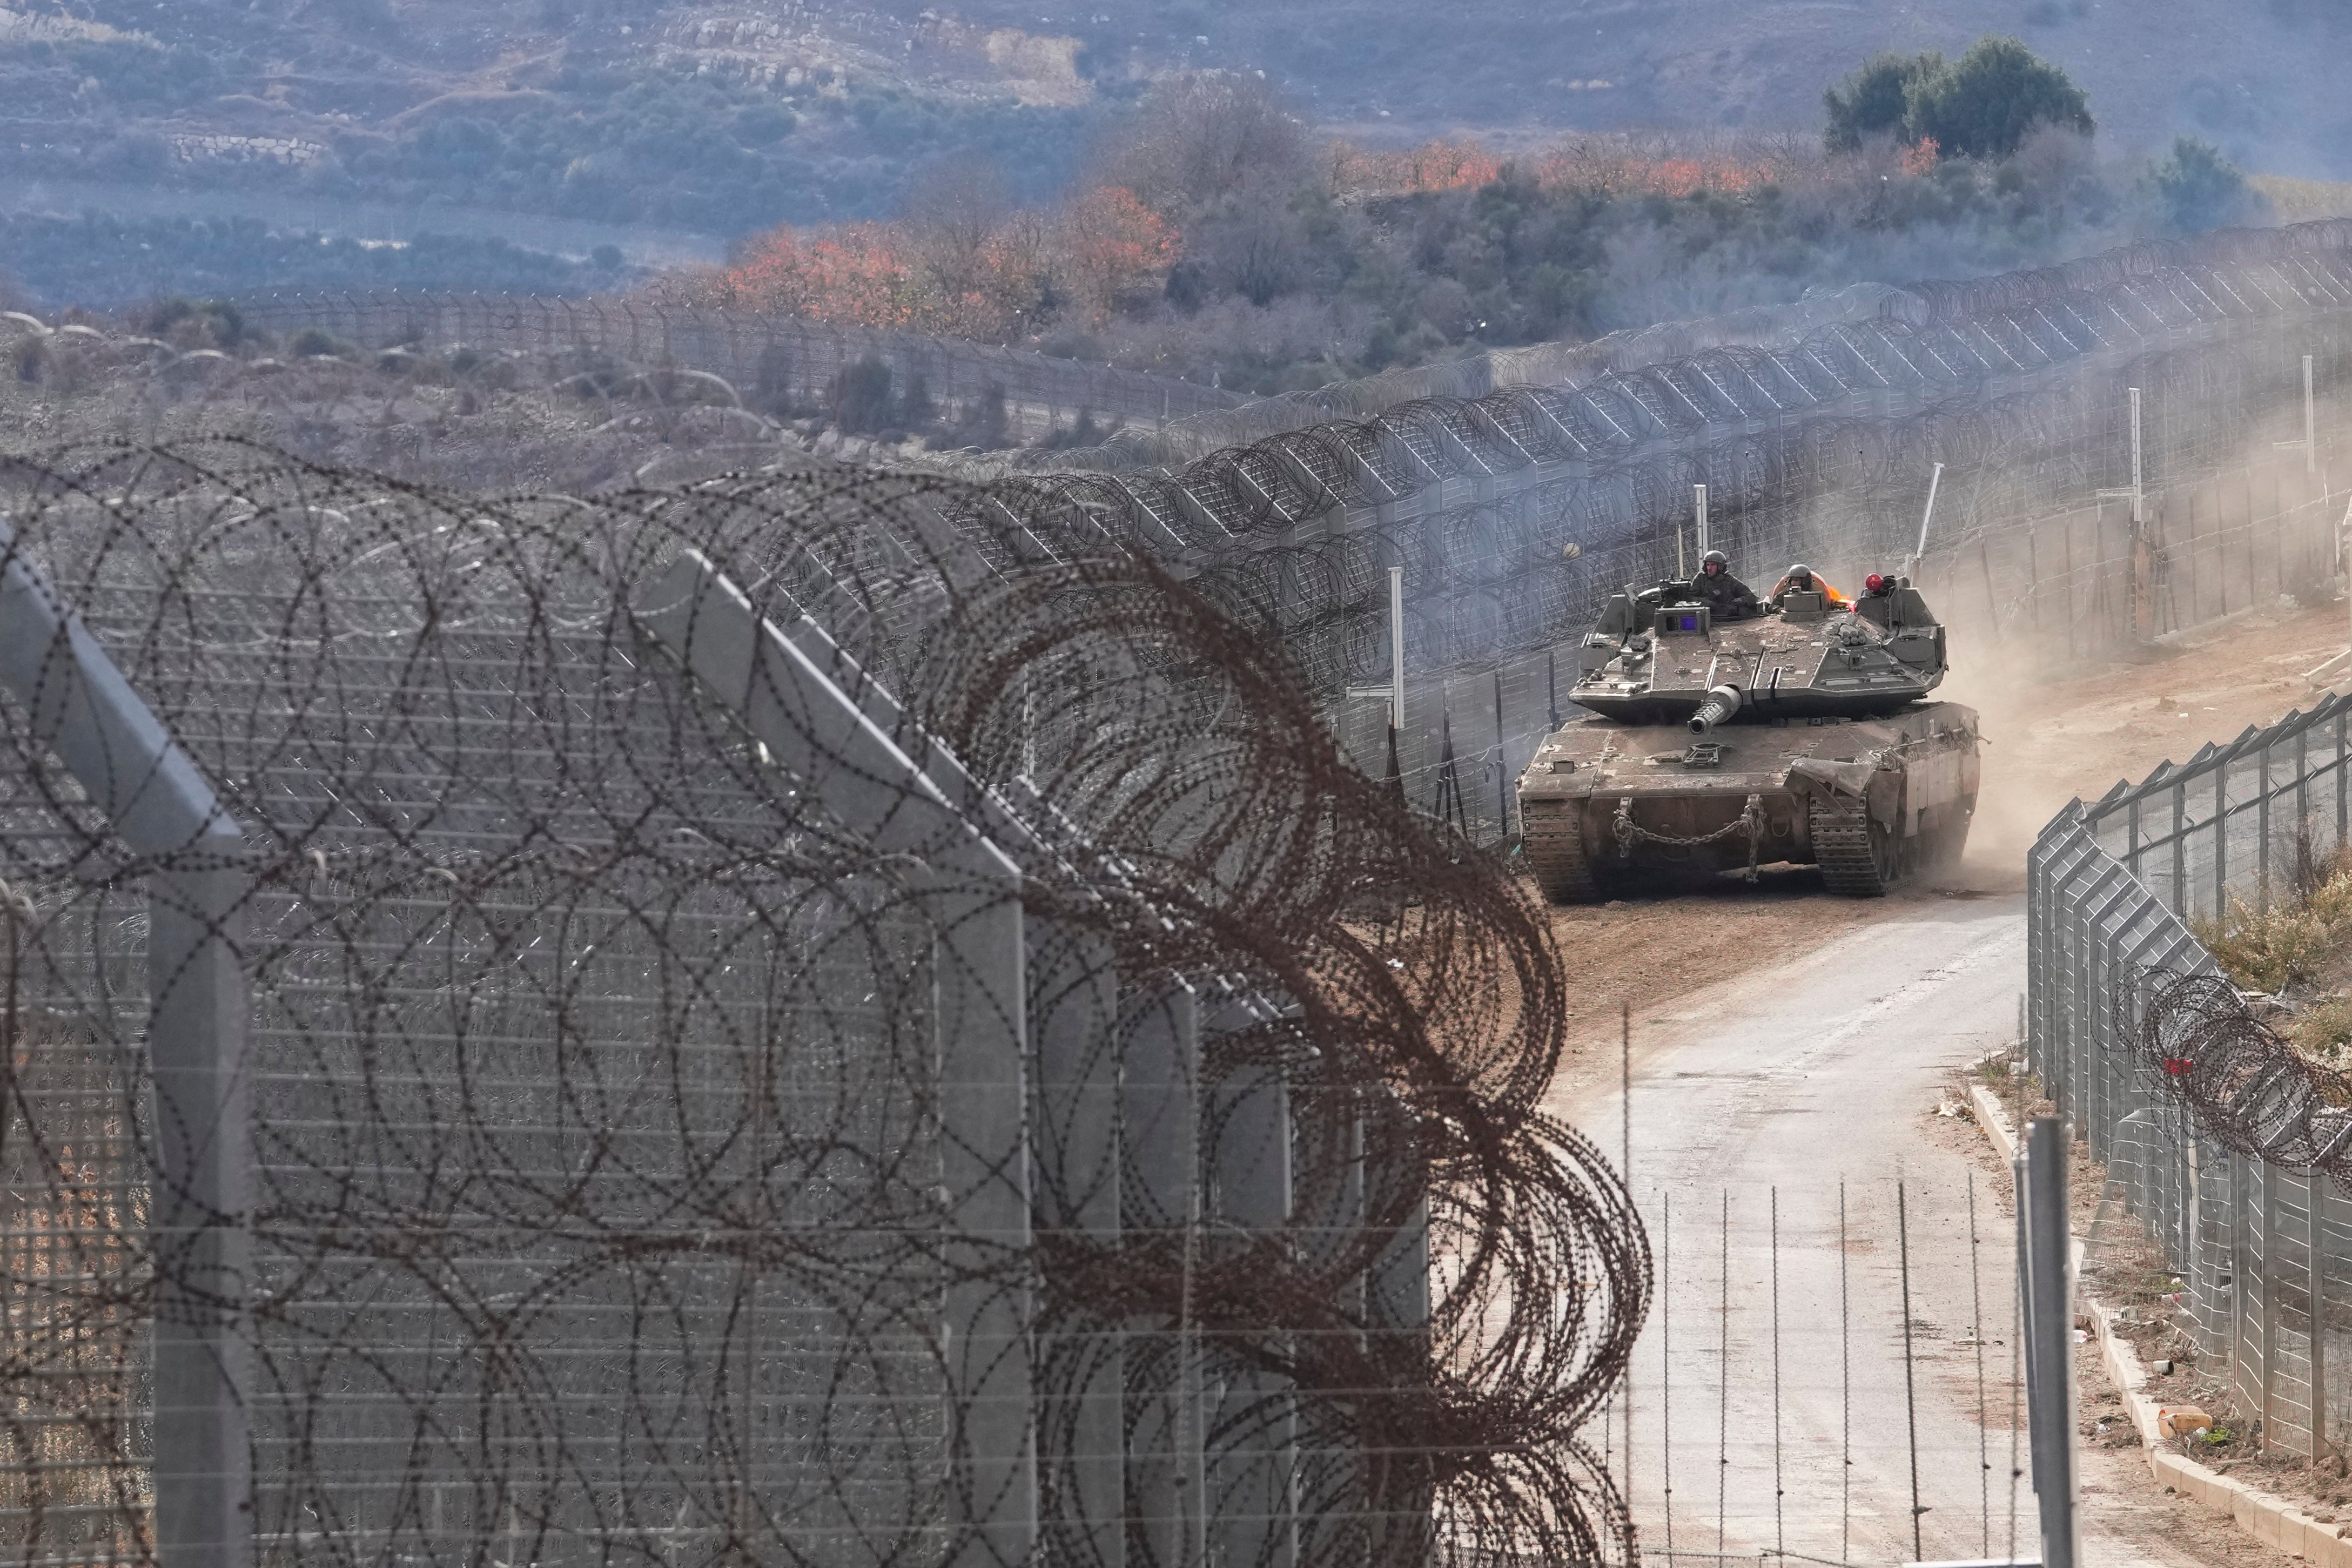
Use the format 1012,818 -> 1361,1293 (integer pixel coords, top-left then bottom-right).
903,153 -> 1016,298
1091,72 -> 1310,215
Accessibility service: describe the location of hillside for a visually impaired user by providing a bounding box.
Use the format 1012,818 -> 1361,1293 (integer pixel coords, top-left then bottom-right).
897,0 -> 2350,176
0,0 -> 1107,302
0,0 -> 2331,314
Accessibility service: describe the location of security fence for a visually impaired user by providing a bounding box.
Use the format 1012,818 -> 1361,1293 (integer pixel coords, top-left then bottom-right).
227,292 -> 1243,438
2030,712 -> 2352,1464
964,223 -> 2352,846
0,441 -> 1645,1568
2079,688 -> 2352,921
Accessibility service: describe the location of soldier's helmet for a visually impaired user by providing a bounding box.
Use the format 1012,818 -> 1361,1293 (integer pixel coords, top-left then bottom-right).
1701,549 -> 1729,575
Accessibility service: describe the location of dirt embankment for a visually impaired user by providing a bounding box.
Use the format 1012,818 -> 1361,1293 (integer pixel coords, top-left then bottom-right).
1544,600 -> 2352,1059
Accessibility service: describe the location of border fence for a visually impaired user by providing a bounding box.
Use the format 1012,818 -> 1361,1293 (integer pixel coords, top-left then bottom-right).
962,223 -> 2352,845
2030,684 -> 2352,1465
0,441 -> 1645,1568
227,291 -> 1245,438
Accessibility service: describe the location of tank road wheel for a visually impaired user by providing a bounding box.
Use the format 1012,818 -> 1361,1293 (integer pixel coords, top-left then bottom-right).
1810,794 -> 1897,898
1523,804 -> 1602,904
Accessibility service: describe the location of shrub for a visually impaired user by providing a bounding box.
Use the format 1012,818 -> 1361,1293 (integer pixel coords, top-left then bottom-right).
2141,136 -> 2267,235
288,326 -> 355,359
2194,860 -> 2352,994
1824,53 -> 1929,152
828,354 -> 895,434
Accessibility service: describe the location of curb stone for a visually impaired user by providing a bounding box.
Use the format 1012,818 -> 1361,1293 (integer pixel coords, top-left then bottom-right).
1966,1079 -> 2352,1564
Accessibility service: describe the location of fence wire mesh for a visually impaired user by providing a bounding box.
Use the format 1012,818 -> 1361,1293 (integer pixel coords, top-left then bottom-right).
0,439 -> 1647,1568
227,294 -> 1244,441
2032,692 -> 2352,1468
937,223 -> 2352,846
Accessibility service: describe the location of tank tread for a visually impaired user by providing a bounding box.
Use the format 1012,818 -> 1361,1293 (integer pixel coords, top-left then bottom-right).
1523,803 -> 1602,904
1810,795 -> 1891,898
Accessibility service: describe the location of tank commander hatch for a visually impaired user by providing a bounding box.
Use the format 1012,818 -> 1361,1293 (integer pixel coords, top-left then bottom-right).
1766,562 -> 1851,610
1691,550 -> 1761,619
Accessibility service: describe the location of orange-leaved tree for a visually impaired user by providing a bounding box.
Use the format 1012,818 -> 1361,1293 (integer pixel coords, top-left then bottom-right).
1057,186 -> 1181,318
1331,138 -> 1503,197
697,222 -> 925,329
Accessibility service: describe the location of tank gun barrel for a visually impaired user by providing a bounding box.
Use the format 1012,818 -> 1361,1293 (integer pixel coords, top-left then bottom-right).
1688,685 -> 1743,734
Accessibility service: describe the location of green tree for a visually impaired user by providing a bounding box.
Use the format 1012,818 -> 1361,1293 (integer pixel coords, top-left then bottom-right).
1904,37 -> 2093,160
2141,136 -> 2265,234
1824,53 -> 1932,153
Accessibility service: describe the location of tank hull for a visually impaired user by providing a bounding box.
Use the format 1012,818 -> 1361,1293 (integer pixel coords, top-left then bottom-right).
1516,703 -> 1981,900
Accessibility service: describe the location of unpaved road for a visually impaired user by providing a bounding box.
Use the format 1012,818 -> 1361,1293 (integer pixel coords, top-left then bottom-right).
1548,898 -> 2297,1566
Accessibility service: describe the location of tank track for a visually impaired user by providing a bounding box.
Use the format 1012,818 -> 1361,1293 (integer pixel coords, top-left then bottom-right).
1810,795 -> 1892,898
1523,804 -> 1602,904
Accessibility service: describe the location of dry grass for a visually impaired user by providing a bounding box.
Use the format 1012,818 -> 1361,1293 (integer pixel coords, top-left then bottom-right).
2191,842 -> 2352,1062
2250,173 -> 2352,222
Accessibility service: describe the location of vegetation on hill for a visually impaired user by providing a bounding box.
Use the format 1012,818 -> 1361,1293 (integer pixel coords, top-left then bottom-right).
1824,37 -> 2093,161
660,44 -> 2244,397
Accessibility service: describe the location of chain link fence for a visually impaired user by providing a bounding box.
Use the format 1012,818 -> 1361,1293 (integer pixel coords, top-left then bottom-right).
225,292 -> 1244,440
947,225 -> 2352,847
2031,699 -> 2352,1465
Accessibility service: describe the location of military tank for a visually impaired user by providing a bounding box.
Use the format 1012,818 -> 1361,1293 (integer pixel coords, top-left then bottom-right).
1516,570 -> 1980,900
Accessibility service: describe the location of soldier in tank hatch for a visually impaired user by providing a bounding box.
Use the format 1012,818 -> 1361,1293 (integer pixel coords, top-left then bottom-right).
1766,562 -> 1850,610
1690,550 -> 1761,619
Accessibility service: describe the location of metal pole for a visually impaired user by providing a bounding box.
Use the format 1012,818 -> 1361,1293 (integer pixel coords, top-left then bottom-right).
1387,565 -> 1406,734
2024,1116 -> 2079,1568
0,528 -> 255,1568
2308,354 -> 2320,478
634,555 -> 1041,1568
1622,1002 -> 1633,1528
1913,461 -> 1947,572
2314,1172 -> 2330,1462
2131,386 -> 2146,524
1695,484 -> 1710,556
1899,1182 -> 1924,1563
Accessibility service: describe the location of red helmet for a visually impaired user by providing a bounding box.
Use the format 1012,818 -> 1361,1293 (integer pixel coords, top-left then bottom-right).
1865,573 -> 1887,594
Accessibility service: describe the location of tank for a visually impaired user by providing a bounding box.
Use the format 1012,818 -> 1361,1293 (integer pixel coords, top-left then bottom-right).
1516,573 -> 1981,900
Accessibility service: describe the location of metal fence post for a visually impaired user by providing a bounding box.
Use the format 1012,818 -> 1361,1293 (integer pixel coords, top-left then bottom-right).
2173,776 -> 2189,916
2338,706 -> 2349,853
0,528 -> 254,1568
2217,758 -> 2231,921
633,555 -> 1040,1568
1123,982 -> 1204,1568
2023,1116 -> 2079,1568
149,857 -> 254,1568
1029,923 -> 1127,1568
2315,1173 -> 2330,1461
2260,741 -> 2274,912
1205,990 -> 1297,1568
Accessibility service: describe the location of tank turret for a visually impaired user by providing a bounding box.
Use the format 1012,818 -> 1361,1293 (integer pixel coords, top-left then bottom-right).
1516,569 -> 1979,902
1573,573 -> 1948,728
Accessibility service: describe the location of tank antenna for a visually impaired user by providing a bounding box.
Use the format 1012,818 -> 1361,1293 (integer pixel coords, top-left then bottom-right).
1907,461 -> 1947,578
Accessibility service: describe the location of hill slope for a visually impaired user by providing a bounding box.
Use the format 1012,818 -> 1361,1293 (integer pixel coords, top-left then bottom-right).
913,0 -> 2348,175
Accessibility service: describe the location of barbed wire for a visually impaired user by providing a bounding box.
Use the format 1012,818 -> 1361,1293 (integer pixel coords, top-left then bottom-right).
0,438 -> 1646,1568
2133,970 -> 2352,1176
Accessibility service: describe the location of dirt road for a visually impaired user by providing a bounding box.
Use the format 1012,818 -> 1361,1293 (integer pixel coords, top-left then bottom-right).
1549,896 -> 2295,1566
